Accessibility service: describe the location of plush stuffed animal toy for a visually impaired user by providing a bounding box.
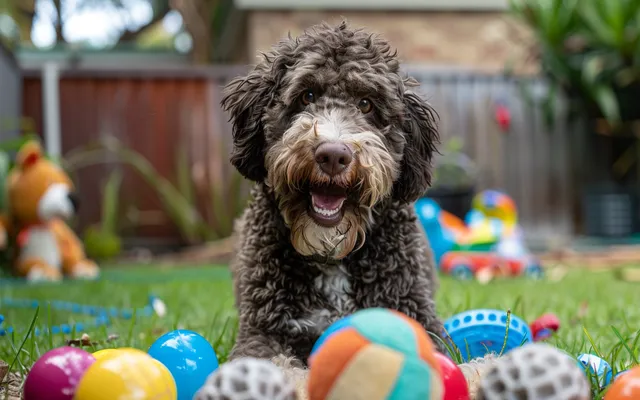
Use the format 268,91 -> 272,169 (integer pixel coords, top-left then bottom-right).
0,140 -> 99,282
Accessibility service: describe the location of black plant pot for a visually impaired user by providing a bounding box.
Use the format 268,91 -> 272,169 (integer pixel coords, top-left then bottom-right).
424,185 -> 475,221
583,184 -> 638,238
564,82 -> 640,124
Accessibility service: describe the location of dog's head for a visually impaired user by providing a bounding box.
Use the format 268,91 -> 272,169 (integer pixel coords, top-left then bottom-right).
222,21 -> 438,260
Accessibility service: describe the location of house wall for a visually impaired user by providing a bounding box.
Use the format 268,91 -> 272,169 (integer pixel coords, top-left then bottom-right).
0,42 -> 22,141
245,10 -> 536,73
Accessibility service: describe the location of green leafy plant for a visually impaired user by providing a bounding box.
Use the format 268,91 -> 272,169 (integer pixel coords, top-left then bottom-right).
82,170 -> 123,261
430,137 -> 478,189
509,0 -> 640,127
64,136 -> 249,245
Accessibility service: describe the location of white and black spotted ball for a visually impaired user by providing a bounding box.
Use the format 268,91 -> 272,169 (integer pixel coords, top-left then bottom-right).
194,357 -> 298,400
477,343 -> 591,400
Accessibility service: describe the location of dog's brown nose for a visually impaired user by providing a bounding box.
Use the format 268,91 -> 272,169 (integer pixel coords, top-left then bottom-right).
315,142 -> 353,176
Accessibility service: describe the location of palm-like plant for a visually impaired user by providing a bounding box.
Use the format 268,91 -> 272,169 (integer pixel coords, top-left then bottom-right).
510,0 -> 640,126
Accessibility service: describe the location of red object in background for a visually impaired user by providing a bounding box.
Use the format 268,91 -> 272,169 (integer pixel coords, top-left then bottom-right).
495,103 -> 511,132
530,313 -> 561,342
434,352 -> 470,400
440,251 -> 529,278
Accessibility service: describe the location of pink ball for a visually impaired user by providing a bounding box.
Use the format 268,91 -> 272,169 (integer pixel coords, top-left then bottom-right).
24,346 -> 96,400
434,351 -> 470,400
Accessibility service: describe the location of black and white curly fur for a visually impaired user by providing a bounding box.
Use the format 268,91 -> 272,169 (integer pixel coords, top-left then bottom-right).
221,21 -> 492,398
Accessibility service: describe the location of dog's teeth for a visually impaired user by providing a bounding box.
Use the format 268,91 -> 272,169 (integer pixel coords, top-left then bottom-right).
312,202 -> 343,217
311,198 -> 345,218
313,205 -> 339,216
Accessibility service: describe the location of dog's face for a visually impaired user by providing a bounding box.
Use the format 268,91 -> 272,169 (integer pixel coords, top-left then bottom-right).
222,22 -> 438,260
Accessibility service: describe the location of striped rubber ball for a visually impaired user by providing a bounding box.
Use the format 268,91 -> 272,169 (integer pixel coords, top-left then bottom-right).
307,308 -> 443,400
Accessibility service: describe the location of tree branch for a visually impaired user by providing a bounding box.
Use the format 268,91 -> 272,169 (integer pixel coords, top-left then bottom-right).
170,0 -> 216,63
117,6 -> 171,44
53,0 -> 64,42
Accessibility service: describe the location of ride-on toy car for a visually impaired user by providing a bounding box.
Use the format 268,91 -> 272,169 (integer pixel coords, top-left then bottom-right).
440,251 -> 544,280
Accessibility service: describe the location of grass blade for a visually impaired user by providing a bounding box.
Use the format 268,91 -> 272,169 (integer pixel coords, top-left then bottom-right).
8,307 -> 39,375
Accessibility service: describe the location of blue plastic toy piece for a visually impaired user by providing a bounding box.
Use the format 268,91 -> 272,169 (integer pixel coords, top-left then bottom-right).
578,353 -> 613,388
0,295 -> 160,336
523,263 -> 544,279
443,309 -> 532,362
450,265 -> 473,280
148,329 -> 219,400
310,315 -> 355,356
415,198 -> 456,266
464,209 -> 485,226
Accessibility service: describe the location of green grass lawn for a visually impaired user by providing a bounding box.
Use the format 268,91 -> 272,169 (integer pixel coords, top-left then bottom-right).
1,265 -> 640,399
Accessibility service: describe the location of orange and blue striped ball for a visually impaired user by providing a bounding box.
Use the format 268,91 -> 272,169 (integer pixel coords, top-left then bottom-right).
308,308 -> 443,400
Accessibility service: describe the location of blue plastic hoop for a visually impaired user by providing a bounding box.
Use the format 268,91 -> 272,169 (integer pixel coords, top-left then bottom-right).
443,309 -> 532,362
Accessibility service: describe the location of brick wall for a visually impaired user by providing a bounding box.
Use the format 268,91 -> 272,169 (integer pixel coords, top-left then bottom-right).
244,10 -> 537,74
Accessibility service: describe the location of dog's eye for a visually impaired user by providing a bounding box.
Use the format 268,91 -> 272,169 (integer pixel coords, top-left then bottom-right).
300,90 -> 316,105
358,98 -> 373,114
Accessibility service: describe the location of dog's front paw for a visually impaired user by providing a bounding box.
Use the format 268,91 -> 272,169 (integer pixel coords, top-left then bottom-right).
271,354 -> 309,400
457,354 -> 499,399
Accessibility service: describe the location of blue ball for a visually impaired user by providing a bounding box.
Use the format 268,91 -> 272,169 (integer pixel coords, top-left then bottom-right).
148,329 -> 219,400
443,309 -> 532,362
577,353 -> 613,387
311,315 -> 354,356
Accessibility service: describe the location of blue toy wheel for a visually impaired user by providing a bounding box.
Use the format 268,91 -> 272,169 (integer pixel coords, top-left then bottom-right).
443,309 -> 532,362
450,265 -> 474,280
524,264 -> 544,279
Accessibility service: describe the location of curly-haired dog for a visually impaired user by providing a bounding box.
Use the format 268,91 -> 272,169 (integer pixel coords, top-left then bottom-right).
222,21 -> 492,398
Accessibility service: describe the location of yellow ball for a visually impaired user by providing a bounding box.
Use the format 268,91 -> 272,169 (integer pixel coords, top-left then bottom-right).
74,348 -> 177,400
91,348 -> 119,361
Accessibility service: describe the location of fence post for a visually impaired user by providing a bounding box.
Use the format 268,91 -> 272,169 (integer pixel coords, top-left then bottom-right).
42,62 -> 62,159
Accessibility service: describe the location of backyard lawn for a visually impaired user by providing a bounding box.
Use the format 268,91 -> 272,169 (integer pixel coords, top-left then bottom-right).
1,264 -> 640,399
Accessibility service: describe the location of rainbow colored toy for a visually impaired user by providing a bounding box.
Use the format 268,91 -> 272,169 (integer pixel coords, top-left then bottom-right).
416,190 -> 543,279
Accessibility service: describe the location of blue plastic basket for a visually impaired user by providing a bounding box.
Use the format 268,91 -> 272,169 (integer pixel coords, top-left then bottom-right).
443,309 -> 532,362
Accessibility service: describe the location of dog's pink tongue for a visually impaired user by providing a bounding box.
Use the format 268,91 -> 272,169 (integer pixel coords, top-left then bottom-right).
312,193 -> 345,210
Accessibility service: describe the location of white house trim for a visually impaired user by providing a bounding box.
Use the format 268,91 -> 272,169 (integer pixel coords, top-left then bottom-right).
42,62 -> 62,159
234,0 -> 509,11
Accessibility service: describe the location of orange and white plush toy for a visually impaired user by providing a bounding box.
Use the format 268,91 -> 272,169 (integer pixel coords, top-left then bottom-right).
0,140 -> 99,282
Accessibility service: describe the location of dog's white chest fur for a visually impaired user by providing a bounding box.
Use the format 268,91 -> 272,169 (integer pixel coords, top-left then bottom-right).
314,265 -> 353,314
19,227 -> 61,268
286,264 -> 355,336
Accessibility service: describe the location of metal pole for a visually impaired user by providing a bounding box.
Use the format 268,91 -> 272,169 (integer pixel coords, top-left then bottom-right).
42,62 -> 61,159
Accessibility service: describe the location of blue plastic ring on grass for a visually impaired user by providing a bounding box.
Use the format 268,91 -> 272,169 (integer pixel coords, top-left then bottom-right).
443,309 -> 532,362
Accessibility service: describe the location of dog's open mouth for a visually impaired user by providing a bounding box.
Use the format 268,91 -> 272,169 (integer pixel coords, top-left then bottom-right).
309,184 -> 347,228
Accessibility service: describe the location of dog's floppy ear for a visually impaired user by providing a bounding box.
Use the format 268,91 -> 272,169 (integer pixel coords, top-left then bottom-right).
221,58 -> 284,182
392,80 -> 439,203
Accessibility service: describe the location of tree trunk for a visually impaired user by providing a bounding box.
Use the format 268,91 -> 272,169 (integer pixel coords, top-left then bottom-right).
117,2 -> 172,44
53,0 -> 64,42
170,0 -> 216,64
14,0 -> 36,44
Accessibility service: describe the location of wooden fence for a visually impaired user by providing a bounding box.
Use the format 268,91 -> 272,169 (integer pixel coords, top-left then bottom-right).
20,65 -> 586,248
410,69 -> 586,247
